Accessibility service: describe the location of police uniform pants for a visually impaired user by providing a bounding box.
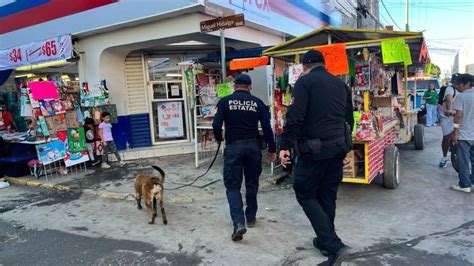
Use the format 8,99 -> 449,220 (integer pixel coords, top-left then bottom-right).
293,152 -> 346,254
223,139 -> 262,226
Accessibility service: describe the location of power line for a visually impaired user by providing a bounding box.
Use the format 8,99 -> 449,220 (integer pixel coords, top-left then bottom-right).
428,37 -> 474,40
380,0 -> 403,30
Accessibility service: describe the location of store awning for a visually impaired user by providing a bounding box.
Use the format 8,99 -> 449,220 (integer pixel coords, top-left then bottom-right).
229,56 -> 269,70
263,27 -> 426,66
0,69 -> 13,86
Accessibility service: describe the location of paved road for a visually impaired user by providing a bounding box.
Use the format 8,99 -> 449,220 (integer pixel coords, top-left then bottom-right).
1,127 -> 473,265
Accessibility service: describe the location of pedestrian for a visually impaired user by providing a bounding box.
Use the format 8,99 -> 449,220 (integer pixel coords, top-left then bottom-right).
84,117 -> 100,166
279,50 -> 354,265
98,112 -> 126,169
450,74 -> 474,193
438,74 -> 458,168
423,83 -> 439,127
0,102 -> 17,132
212,73 -> 276,242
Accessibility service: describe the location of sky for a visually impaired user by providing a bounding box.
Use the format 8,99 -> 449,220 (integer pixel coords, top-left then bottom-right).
378,0 -> 474,75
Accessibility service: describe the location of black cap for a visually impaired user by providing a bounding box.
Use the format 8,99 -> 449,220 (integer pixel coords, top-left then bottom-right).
451,73 -> 459,83
456,73 -> 473,85
234,74 -> 252,85
302,50 -> 325,64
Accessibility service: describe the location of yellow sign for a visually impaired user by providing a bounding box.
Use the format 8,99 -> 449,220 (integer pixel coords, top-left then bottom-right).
381,38 -> 406,64
426,62 -> 432,74
403,44 -> 412,66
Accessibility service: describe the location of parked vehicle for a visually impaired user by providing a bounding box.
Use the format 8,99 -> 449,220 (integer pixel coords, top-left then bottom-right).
407,76 -> 442,109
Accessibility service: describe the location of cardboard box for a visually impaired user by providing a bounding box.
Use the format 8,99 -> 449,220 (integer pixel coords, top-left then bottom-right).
343,151 -> 357,178
371,96 -> 392,107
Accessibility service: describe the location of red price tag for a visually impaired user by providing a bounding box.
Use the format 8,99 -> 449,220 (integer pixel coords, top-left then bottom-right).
9,48 -> 22,63
41,41 -> 58,57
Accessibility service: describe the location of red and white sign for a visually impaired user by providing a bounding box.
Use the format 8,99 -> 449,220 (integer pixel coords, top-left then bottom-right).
157,101 -> 184,138
0,35 -> 72,70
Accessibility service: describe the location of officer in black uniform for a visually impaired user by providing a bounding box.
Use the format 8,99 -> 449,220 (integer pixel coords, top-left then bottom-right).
279,50 -> 354,265
213,73 -> 276,241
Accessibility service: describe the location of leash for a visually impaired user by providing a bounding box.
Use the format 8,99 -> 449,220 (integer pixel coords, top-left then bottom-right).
165,142 -> 222,190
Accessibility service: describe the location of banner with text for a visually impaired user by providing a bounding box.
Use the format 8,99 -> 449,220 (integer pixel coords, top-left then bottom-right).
381,38 -> 406,65
0,35 -> 72,70
315,43 -> 349,76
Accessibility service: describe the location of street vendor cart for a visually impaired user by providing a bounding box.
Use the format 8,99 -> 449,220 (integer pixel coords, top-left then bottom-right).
263,27 -> 432,189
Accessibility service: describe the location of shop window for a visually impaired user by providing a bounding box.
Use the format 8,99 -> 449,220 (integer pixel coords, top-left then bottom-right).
148,57 -> 181,82
151,100 -> 187,142
152,83 -> 167,100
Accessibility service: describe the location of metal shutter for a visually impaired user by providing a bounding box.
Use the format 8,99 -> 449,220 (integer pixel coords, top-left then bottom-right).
125,53 -> 148,114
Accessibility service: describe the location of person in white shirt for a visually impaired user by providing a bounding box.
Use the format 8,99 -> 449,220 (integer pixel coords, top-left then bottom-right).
438,74 -> 459,168
451,74 -> 474,193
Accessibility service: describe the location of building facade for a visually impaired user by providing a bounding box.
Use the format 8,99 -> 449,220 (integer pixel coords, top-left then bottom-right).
452,46 -> 474,74
0,0 -> 349,154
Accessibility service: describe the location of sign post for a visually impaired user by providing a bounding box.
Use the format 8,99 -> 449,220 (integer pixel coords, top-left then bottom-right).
200,14 -> 245,82
220,28 -> 227,81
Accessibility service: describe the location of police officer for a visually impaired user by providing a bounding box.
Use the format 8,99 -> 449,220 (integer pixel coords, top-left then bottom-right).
279,50 -> 353,265
213,73 -> 276,241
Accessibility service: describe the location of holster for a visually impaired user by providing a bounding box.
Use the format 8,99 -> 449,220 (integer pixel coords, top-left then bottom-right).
344,122 -> 353,152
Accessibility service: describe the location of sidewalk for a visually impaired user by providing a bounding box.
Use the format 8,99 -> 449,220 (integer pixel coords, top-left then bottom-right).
4,153 -> 286,203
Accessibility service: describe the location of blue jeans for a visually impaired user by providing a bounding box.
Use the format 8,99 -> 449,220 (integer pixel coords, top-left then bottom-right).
426,104 -> 438,126
457,140 -> 474,188
223,139 -> 262,226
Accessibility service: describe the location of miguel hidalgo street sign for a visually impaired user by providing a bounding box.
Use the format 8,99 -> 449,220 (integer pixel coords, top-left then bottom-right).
200,14 -> 245,33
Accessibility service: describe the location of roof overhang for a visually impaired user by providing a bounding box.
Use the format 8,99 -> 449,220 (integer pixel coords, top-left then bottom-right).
263,27 -> 426,67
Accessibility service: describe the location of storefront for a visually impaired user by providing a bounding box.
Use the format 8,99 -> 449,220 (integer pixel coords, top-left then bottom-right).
0,0 -> 343,158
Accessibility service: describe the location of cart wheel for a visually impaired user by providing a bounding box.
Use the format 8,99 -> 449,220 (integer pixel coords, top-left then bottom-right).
414,124 -> 425,150
383,145 -> 400,189
450,143 -> 459,173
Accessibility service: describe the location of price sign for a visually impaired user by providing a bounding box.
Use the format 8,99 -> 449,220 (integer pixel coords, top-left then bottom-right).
381,38 -> 406,64
9,48 -> 23,63
41,41 -> 58,57
315,43 -> 349,75
0,34 -> 72,71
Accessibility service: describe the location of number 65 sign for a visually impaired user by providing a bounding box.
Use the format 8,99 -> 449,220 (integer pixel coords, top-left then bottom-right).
0,35 -> 72,71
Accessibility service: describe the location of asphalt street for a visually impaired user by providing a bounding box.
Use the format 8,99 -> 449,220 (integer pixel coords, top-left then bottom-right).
0,126 -> 473,265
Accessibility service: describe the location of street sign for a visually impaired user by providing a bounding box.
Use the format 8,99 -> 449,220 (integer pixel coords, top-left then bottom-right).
200,14 -> 245,33
204,1 -> 235,18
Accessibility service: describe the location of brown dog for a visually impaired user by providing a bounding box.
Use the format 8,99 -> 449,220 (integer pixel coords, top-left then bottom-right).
134,165 -> 168,225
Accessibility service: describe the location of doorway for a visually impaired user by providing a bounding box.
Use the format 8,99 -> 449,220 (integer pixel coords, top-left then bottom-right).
147,56 -> 189,144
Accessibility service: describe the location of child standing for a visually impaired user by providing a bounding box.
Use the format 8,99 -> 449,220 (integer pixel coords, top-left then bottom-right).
99,112 -> 126,169
84,118 -> 100,166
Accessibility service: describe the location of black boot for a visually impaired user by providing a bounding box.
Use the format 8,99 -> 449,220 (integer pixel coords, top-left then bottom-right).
231,224 -> 247,241
327,245 -> 351,266
313,237 -> 329,257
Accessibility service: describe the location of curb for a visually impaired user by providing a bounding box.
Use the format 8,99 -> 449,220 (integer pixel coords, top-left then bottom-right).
4,177 -> 72,191
5,176 -> 287,203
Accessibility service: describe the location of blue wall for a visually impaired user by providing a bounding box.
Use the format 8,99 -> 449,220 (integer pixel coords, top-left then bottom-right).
111,113 -> 152,150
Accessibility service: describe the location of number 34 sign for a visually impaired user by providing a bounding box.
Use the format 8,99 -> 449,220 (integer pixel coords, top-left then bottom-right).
0,35 -> 72,71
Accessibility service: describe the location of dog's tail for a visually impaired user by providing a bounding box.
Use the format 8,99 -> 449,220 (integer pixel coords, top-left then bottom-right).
151,165 -> 165,182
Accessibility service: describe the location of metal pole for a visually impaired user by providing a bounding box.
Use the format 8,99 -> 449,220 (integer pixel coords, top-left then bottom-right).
405,0 -> 409,31
220,28 -> 226,82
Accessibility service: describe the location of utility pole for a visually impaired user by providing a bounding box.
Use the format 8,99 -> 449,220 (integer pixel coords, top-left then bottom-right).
405,0 -> 409,31
356,0 -> 362,28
